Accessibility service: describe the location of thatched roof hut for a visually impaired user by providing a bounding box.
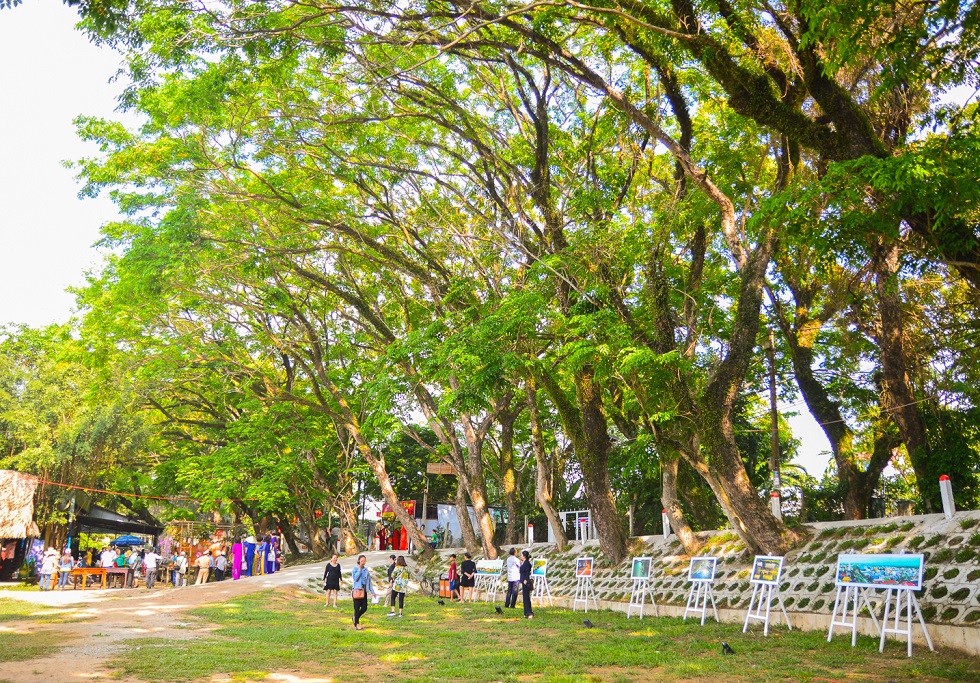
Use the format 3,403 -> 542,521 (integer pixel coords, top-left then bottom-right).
0,469 -> 40,538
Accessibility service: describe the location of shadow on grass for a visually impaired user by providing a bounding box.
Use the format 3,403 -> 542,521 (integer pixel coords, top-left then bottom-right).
108,589 -> 980,683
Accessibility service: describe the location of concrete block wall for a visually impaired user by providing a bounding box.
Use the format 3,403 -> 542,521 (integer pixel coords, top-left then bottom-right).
422,510 -> 980,653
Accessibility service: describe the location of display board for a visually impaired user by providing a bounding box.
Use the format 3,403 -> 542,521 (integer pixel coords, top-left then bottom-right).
631,557 -> 652,580
834,553 -> 924,590
750,556 -> 784,586
687,556 -> 717,582
575,556 -> 594,578
531,558 -> 548,577
475,559 -> 504,577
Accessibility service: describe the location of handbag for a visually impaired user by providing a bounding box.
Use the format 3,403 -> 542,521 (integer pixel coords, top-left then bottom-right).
352,588 -> 366,599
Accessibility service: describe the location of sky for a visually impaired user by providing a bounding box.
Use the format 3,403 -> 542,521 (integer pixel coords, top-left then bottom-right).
0,2 -> 835,477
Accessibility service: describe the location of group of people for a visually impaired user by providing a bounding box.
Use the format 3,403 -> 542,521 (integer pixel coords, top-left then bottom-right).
38,532 -> 285,590
328,548 -> 537,630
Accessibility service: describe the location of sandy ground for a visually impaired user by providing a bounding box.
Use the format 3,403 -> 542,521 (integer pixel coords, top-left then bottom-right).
0,551 -> 393,683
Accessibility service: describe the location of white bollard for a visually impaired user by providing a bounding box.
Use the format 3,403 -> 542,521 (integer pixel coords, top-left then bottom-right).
940,475 -> 956,520
579,518 -> 589,542
526,523 -> 534,546
662,509 -> 671,539
770,491 -> 782,520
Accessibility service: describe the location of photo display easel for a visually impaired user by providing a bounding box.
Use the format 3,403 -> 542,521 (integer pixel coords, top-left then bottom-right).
572,556 -> 598,612
627,557 -> 657,619
828,553 -> 932,656
742,555 -> 791,636
531,558 -> 552,607
683,556 -> 718,626
475,559 -> 504,602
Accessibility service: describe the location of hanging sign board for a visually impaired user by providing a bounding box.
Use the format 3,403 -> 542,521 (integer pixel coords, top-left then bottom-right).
750,556 -> 784,586
426,463 -> 457,476
834,553 -> 924,590
687,556 -> 717,582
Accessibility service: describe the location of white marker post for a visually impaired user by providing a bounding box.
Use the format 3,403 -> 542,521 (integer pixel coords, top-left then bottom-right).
662,509 -> 671,539
770,491 -> 782,520
527,523 -> 534,546
939,475 -> 956,520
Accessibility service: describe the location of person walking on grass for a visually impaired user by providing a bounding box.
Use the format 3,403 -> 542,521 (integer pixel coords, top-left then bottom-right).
351,555 -> 376,631
447,554 -> 460,602
323,554 -> 342,607
505,547 -> 520,609
384,553 -> 396,608
520,550 -> 534,619
459,552 -> 476,602
387,556 -> 410,618
57,551 -> 74,590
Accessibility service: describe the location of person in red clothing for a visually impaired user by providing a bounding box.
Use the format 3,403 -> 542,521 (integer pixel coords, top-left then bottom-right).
448,553 -> 460,602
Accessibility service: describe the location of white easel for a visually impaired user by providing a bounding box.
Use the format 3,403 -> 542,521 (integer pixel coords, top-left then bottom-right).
683,579 -> 718,625
743,556 -> 791,636
480,572 -> 503,602
683,557 -> 718,626
879,587 -> 934,657
627,557 -> 657,619
573,576 -> 598,611
532,566 -> 553,607
827,584 -> 882,646
628,578 -> 658,619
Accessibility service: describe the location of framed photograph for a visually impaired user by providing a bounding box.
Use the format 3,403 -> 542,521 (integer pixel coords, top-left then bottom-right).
688,556 -> 717,582
532,558 -> 548,577
631,557 -> 652,580
750,555 -> 784,585
476,559 -> 504,577
575,556 -> 594,578
835,553 -> 925,590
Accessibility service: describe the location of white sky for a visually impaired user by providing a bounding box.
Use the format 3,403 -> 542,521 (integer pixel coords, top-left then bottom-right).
0,2 -> 835,477
0,1 -> 125,330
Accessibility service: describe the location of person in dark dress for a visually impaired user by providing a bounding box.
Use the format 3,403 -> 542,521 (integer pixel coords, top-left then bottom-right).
323,554 -> 342,607
460,552 -> 477,603
520,550 -> 534,619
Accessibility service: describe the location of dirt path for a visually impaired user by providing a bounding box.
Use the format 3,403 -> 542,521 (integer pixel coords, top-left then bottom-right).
0,551 -> 392,683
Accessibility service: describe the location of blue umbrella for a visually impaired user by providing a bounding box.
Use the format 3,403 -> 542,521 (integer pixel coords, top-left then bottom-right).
111,535 -> 145,547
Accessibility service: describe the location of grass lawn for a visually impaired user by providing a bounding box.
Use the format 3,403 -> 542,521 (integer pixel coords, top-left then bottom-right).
107,589 -> 980,682
0,631 -> 63,663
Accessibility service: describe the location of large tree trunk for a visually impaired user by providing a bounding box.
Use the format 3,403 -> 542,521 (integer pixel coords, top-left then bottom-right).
574,367 -> 630,564
498,406 -> 521,545
526,384 -> 568,550
661,455 -> 701,554
460,415 -> 501,559
454,477 -> 479,553
336,497 -> 363,555
874,240 -> 935,511
276,516 -> 302,555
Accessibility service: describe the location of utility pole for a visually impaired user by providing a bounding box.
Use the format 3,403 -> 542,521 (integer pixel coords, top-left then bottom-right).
766,329 -> 782,520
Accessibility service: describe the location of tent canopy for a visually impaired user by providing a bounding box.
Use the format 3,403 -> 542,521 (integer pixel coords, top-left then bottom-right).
0,470 -> 40,539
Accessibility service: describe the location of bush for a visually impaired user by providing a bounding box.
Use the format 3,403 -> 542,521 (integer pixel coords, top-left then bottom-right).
932,585 -> 948,599
955,547 -> 976,563
941,607 -> 960,621
943,568 -> 960,580
950,588 -> 970,601
907,535 -> 925,549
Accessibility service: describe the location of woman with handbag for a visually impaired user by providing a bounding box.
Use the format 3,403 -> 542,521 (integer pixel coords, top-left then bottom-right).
387,556 -> 410,618
520,550 -> 534,619
350,554 -> 376,630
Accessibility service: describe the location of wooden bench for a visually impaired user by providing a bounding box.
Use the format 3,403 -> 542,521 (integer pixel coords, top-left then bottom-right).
70,567 -> 106,590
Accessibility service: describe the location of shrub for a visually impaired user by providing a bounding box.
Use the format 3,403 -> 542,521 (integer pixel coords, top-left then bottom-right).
899,522 -> 915,532
955,548 -> 976,563
969,533 -> 980,546
932,585 -> 948,599
941,607 -> 960,621
943,568 -> 960,580
950,588 -> 970,602
809,542 -> 823,551
797,597 -> 810,609
968,569 -> 980,582
803,567 -> 814,577
924,567 -> 939,580
958,518 -> 979,531
923,535 -> 942,548
812,599 -> 826,611
886,536 -> 903,549
921,605 -> 938,621
816,565 -> 830,577
813,552 -> 827,563
965,610 -> 980,623
932,549 -> 953,563
821,583 -> 834,593
907,535 -> 925,549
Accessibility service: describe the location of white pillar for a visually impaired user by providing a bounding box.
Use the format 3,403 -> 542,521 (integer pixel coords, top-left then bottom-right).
526,523 -> 534,546
940,475 -> 956,520
662,509 -> 671,539
579,517 -> 589,542
770,491 -> 782,520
